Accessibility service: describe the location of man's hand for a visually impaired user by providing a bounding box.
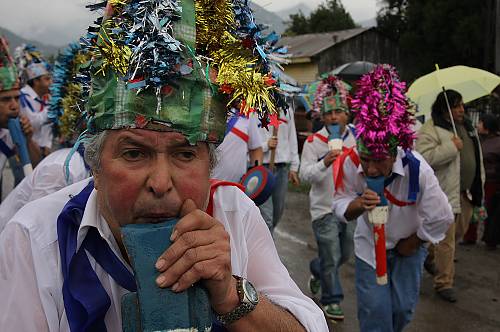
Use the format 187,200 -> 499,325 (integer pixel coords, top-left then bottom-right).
268,136 -> 278,150
396,233 -> 424,256
452,136 -> 463,151
360,188 -> 381,211
289,170 -> 300,186
155,199 -> 237,313
323,149 -> 342,168
19,116 -> 33,139
344,189 -> 381,221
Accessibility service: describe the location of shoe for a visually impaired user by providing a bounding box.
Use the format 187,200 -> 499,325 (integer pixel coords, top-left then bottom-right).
323,303 -> 344,321
423,260 -> 436,276
308,275 -> 321,296
437,288 -> 457,303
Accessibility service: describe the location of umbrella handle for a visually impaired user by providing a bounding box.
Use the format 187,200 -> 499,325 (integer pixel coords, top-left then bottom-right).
435,65 -> 458,137
441,87 -> 458,137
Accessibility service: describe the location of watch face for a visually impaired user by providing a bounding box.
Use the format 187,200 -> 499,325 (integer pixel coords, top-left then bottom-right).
243,279 -> 259,305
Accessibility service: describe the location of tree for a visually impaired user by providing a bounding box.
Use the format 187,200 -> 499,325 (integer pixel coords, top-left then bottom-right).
285,0 -> 357,36
377,0 -> 490,79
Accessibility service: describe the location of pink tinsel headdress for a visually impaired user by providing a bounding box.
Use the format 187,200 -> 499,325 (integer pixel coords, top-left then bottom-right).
312,75 -> 350,113
351,64 -> 416,158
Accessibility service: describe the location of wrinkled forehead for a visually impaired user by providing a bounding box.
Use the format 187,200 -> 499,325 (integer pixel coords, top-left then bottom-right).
0,88 -> 20,98
107,128 -> 202,149
359,152 -> 393,164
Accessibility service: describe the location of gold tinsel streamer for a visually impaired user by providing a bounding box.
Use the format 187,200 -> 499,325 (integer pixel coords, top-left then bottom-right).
59,51 -> 92,139
108,0 -> 128,8
60,83 -> 83,138
94,14 -> 131,77
195,0 -> 278,116
195,0 -> 235,53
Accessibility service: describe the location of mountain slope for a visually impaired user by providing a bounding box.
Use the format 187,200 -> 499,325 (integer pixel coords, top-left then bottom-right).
250,2 -> 287,34
277,4 -> 313,21
0,27 -> 60,57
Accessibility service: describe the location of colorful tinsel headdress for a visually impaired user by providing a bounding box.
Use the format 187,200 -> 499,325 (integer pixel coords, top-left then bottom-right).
14,44 -> 51,83
0,36 -> 20,92
312,75 -> 350,114
49,36 -> 95,140
84,0 -> 284,144
351,64 -> 416,158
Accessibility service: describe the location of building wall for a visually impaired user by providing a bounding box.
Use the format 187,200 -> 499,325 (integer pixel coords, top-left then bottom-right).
282,62 -> 319,85
315,30 -> 403,79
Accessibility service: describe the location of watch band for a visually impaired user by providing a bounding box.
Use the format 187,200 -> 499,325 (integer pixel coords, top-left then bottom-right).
216,302 -> 256,326
215,276 -> 258,326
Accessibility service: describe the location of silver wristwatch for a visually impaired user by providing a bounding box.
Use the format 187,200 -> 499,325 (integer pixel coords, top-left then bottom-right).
216,275 -> 259,326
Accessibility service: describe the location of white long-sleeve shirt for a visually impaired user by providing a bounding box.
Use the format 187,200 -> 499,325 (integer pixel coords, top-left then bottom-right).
0,148 -> 90,232
211,111 -> 263,183
20,85 -> 53,149
0,178 -> 328,332
332,148 -> 454,269
299,125 -> 356,221
260,109 -> 300,172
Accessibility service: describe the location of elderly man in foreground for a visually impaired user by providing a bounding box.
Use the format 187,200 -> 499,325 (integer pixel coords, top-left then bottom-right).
0,1 -> 327,331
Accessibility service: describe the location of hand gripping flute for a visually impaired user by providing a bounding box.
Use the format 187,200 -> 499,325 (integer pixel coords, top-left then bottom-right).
365,176 -> 389,285
8,117 -> 33,176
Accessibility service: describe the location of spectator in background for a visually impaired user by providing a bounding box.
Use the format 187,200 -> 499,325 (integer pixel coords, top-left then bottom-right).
259,106 -> 300,234
12,45 -> 53,186
306,110 -> 324,133
211,104 -> 263,183
15,45 -> 53,158
416,89 -> 485,303
474,114 -> 500,249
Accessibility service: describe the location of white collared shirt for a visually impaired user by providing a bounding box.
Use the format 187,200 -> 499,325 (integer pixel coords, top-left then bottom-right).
0,178 -> 328,332
260,109 -> 300,172
332,148 -> 454,268
299,125 -> 357,221
0,148 -> 90,232
211,110 -> 263,183
20,85 -> 53,149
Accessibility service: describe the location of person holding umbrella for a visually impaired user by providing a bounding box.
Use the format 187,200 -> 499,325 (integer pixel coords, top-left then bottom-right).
416,89 -> 485,303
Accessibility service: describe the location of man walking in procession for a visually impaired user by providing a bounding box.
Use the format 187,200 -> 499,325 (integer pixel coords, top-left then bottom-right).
333,65 -> 454,332
300,75 -> 356,321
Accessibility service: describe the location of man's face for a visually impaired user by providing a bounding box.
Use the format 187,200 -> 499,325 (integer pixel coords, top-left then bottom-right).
450,101 -> 465,124
0,89 -> 20,128
359,152 -> 396,178
94,129 -> 211,230
322,109 -> 348,128
33,74 -> 52,96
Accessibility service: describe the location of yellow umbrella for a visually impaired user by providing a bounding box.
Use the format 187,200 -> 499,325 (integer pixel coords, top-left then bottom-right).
407,65 -> 500,124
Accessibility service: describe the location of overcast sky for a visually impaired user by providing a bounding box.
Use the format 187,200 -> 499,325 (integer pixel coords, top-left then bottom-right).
253,0 -> 378,22
0,0 -> 379,47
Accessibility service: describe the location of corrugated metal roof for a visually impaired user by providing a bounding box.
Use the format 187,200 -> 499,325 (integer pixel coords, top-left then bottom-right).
277,27 -> 372,58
